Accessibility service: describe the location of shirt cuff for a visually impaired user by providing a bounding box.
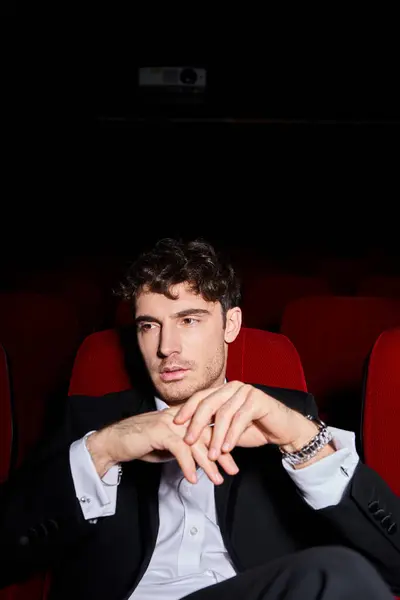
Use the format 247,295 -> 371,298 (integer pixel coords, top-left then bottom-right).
282,426 -> 360,510
69,431 -> 119,520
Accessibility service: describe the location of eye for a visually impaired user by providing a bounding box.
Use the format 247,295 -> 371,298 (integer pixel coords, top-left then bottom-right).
182,317 -> 199,326
137,322 -> 157,332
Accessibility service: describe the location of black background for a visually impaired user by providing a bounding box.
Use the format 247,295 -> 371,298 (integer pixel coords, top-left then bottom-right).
3,25 -> 399,270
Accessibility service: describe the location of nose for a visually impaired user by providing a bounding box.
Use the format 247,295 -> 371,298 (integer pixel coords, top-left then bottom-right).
157,324 -> 182,358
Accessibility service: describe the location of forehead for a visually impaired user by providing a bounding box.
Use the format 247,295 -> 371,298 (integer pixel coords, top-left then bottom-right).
135,283 -> 218,317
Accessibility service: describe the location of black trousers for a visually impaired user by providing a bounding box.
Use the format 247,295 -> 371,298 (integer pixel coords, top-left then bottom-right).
184,546 -> 393,600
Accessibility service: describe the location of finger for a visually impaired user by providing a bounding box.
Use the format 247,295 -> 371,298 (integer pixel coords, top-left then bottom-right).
191,443 -> 224,485
173,384 -> 225,425
217,452 -> 239,476
220,398 -> 256,453
207,387 -> 249,460
166,436 -> 198,484
185,382 -> 248,445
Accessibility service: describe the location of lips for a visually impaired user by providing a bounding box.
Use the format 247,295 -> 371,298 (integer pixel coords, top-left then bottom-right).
159,366 -> 189,382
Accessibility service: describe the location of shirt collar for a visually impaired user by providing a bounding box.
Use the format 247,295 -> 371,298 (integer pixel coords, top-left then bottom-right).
155,397 -> 169,411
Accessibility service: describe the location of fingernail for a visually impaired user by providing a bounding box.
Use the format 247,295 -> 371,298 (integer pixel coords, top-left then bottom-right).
222,442 -> 230,452
209,448 -> 218,460
190,473 -> 197,484
215,473 -> 223,484
185,433 -> 194,444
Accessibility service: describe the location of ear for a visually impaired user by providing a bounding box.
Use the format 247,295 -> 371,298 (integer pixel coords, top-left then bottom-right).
224,307 -> 242,344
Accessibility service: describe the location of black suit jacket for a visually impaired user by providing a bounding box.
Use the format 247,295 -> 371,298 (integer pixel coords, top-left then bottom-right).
1,385 -> 399,599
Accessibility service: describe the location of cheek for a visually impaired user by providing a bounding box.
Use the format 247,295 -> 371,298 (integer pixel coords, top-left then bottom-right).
138,334 -> 158,365
190,328 -> 223,359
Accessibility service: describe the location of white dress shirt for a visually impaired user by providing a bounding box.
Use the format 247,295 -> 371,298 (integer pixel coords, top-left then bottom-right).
69,398 -> 360,600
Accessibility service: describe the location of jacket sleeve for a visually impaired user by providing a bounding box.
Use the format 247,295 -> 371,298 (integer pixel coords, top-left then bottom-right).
318,461 -> 400,595
258,384 -> 400,593
0,396 -> 105,588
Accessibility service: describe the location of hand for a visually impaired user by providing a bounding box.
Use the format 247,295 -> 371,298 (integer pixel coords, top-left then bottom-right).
86,407 -> 239,485
173,381 -> 321,461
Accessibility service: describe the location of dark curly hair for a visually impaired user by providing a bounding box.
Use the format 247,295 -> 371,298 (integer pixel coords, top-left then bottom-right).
117,238 -> 241,323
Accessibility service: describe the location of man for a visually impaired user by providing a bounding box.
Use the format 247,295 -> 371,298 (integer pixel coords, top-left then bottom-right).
1,238 -> 399,600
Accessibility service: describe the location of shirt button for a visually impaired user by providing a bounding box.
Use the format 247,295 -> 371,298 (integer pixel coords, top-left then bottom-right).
190,527 -> 198,536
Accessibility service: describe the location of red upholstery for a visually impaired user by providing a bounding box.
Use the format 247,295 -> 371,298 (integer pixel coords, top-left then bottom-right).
0,343 -> 12,484
21,269 -> 109,334
69,329 -> 132,396
363,328 -> 400,497
281,296 -> 400,424
358,275 -> 400,298
0,342 -> 50,600
69,327 -> 307,397
315,256 -> 372,294
0,577 -> 49,600
0,293 -> 82,466
115,300 -> 134,327
240,274 -> 331,331
226,328 -> 307,391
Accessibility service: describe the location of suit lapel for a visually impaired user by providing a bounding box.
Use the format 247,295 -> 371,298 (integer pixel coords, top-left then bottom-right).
214,471 -> 235,528
118,387 -> 156,420
214,455 -> 245,571
136,461 -> 162,538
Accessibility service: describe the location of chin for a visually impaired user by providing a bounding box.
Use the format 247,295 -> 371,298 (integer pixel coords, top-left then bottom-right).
155,378 -> 200,405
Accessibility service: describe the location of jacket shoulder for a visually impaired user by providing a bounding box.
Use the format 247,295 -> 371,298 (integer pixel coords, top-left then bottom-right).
67,388 -> 154,436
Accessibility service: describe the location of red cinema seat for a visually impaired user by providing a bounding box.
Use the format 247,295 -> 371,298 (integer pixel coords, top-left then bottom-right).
358,275 -> 400,299
241,274 -> 331,332
0,293 -> 82,467
362,327 -> 400,497
281,296 -> 400,430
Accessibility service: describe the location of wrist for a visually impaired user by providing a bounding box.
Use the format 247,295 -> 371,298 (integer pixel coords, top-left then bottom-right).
292,442 -> 336,469
280,417 -> 320,453
279,415 -> 336,469
85,429 -> 118,478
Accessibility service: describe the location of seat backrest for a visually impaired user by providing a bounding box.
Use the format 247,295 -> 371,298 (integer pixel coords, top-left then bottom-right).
69,327 -> 307,397
0,344 -> 48,600
226,327 -> 307,391
68,329 -> 131,396
362,327 -> 400,497
357,275 -> 400,298
115,300 -> 133,327
240,274 -> 331,331
0,343 -> 13,484
281,296 -> 400,428
0,292 -> 82,466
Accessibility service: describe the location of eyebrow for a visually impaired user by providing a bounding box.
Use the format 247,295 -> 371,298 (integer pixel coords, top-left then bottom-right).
135,308 -> 211,325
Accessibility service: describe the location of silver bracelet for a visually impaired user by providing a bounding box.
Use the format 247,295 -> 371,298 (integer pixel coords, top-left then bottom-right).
279,416 -> 333,467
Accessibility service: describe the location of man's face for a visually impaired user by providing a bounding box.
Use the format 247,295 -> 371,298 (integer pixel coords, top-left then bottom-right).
135,283 -> 240,405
